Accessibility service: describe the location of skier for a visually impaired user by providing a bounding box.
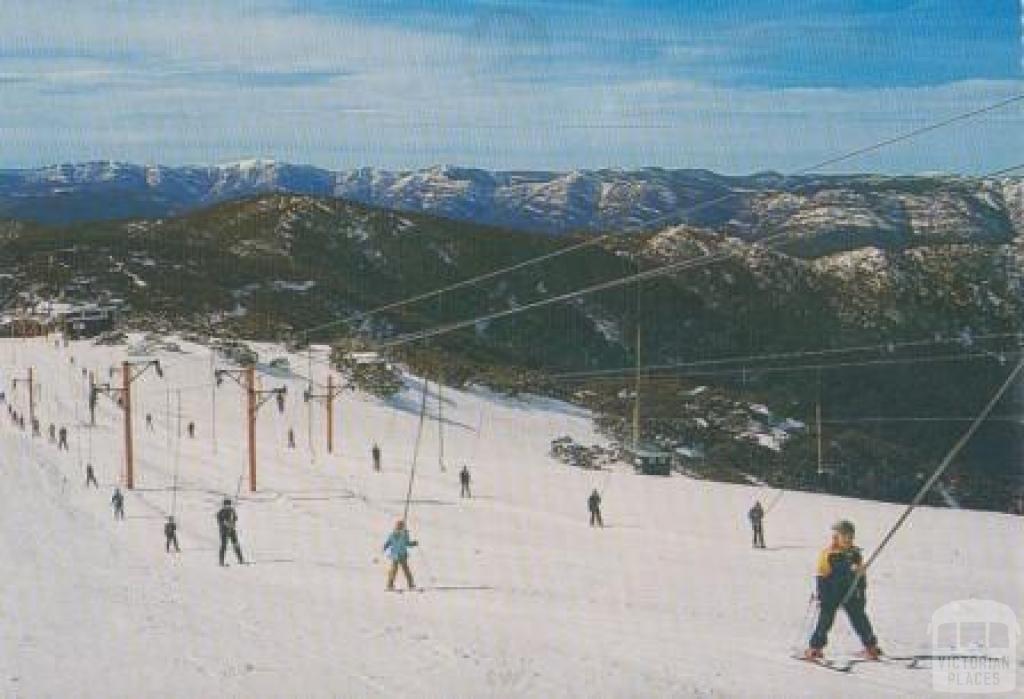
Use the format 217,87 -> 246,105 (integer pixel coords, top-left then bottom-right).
32,417 -> 40,437
588,489 -> 603,527
749,500 -> 766,549
146,413 -> 154,431
48,423 -> 56,443
111,488 -> 125,520
287,428 -> 296,449
58,426 -> 68,450
383,519 -> 417,590
85,463 -> 99,488
459,465 -> 472,498
187,422 -> 195,439
804,520 -> 881,661
164,516 -> 180,553
372,443 -> 381,472
216,498 -> 245,566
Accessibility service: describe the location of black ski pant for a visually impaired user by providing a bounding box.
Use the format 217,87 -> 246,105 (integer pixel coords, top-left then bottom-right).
219,528 -> 244,565
114,506 -> 124,520
166,533 -> 180,553
809,593 -> 877,650
86,474 -> 98,488
590,509 -> 603,527
461,482 -> 471,498
752,523 -> 765,548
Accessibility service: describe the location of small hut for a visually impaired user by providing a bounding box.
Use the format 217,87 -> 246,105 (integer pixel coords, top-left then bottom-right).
626,441 -> 672,476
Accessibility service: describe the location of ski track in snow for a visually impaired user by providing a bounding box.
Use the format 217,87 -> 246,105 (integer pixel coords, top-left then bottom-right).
0,336 -> 1021,698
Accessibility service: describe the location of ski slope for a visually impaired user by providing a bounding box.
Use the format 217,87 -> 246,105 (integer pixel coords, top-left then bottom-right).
1,335 -> 1021,698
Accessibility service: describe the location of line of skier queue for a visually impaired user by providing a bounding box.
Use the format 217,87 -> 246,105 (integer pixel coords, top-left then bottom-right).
105,454 -> 883,659
96,443 -> 476,588
6,375 -> 881,659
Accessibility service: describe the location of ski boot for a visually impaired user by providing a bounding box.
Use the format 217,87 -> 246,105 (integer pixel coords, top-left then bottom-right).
861,645 -> 883,661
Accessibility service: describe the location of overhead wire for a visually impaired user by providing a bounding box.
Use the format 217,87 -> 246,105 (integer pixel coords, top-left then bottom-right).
550,332 -> 1022,381
289,96 -> 1024,345
836,357 -> 1024,609
548,350 -> 1023,384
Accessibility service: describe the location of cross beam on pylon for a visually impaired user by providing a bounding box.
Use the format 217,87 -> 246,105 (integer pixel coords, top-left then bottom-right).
90,360 -> 164,489
304,373 -> 349,454
215,366 -> 286,492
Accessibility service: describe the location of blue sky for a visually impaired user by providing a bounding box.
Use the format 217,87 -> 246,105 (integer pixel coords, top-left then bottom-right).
0,0 -> 1020,172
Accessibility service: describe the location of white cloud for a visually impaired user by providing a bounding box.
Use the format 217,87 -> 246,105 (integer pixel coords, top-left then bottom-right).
0,2 -> 1020,172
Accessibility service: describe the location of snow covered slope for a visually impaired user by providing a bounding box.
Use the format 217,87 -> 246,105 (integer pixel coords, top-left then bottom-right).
1,336 -> 1020,698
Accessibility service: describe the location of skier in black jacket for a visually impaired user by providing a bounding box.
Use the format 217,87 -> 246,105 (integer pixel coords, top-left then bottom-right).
216,499 -> 244,566
588,489 -> 603,527
111,488 -> 125,520
748,501 -> 765,548
459,466 -> 472,498
164,516 -> 180,553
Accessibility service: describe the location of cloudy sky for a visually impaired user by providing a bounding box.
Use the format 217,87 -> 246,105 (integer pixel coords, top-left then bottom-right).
0,0 -> 1021,172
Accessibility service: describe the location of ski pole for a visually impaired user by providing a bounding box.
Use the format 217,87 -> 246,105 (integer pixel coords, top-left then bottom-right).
791,592 -> 817,652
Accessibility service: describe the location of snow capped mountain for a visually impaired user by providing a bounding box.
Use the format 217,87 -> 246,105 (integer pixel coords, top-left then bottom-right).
0,161 -> 334,224
1,162 -> 1019,250
331,165 -> 741,235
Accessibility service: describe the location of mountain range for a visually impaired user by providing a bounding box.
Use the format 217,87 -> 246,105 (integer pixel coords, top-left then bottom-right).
1,161 -> 1021,251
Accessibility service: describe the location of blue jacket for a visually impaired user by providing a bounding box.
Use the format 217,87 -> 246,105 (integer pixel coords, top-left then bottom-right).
383,530 -> 417,561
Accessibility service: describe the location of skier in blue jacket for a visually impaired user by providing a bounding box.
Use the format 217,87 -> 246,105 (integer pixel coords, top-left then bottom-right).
383,519 -> 418,590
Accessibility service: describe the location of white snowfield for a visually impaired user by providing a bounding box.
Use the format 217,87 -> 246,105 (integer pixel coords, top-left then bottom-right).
1,336 -> 1021,699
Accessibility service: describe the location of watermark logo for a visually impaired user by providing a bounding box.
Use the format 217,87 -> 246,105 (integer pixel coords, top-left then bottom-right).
929,599 -> 1019,693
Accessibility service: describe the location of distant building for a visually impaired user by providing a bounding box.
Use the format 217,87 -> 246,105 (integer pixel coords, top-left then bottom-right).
625,441 -> 673,476
672,444 -> 706,471
349,351 -> 386,366
23,299 -> 125,339
0,317 -> 49,337
61,303 -> 121,338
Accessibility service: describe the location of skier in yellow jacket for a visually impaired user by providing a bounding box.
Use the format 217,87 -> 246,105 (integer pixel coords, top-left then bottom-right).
804,520 -> 881,660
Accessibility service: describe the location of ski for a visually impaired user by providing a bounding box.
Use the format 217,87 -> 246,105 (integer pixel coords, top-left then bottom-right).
792,654 -> 852,673
793,650 -> 985,674
881,652 -> 1006,670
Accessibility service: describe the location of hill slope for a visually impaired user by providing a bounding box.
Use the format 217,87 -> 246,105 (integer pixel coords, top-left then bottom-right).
1,336 -> 1021,698
0,194 -> 1020,511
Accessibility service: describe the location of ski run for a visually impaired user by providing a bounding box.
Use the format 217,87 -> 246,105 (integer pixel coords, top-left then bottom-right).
1,334 -> 1021,698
